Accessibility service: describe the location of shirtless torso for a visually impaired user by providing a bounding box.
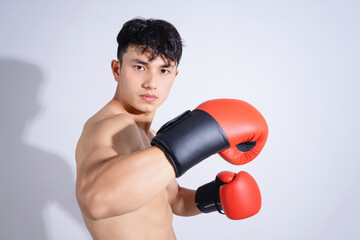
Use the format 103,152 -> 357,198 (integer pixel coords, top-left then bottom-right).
75,101 -> 179,240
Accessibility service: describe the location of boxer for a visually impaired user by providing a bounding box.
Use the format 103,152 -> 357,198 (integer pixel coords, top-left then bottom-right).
75,18 -> 268,240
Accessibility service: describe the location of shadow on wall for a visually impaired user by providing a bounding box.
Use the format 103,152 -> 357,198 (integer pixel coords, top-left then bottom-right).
0,59 -> 84,239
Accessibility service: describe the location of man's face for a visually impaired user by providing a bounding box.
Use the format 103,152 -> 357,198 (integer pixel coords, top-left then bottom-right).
113,46 -> 178,115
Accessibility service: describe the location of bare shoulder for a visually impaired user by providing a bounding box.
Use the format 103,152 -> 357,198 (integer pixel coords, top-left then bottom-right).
85,113 -> 137,145
75,112 -> 139,169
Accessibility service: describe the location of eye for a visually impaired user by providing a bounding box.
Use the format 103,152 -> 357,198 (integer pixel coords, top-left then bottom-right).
135,65 -> 145,71
161,69 -> 169,74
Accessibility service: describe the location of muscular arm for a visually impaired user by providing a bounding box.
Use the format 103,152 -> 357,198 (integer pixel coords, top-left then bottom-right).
75,114 -> 176,220
167,180 -> 202,217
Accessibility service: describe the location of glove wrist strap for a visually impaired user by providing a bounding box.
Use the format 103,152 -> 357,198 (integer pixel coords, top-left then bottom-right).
151,109 -> 229,177
195,178 -> 225,214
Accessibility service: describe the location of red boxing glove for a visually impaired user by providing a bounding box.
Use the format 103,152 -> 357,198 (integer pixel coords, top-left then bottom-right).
195,171 -> 261,220
196,99 -> 268,165
152,99 -> 268,177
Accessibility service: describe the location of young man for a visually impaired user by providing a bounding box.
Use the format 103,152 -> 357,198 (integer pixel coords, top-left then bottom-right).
75,18 -> 193,240
76,18 -> 267,240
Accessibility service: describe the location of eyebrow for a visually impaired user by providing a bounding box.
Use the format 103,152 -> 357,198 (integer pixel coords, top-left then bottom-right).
132,59 -> 149,66
131,59 -> 175,69
161,62 -> 176,69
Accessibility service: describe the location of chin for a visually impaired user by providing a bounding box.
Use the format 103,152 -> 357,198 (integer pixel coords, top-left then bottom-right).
141,105 -> 158,113
131,103 -> 158,115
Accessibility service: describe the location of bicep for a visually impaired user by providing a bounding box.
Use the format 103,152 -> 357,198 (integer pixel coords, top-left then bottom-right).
167,181 -> 197,215
169,185 -> 200,216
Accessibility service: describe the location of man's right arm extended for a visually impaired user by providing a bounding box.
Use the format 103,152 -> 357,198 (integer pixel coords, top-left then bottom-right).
76,114 -> 176,220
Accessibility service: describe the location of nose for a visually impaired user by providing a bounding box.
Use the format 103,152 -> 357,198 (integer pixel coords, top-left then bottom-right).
142,71 -> 157,90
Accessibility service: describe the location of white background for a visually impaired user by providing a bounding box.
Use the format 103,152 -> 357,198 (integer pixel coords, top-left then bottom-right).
1,0 -> 359,239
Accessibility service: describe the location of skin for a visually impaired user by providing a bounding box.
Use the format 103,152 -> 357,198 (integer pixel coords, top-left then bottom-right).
75,46 -> 201,240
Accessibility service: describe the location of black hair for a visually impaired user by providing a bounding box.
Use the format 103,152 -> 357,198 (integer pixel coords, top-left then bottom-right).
116,18 -> 183,66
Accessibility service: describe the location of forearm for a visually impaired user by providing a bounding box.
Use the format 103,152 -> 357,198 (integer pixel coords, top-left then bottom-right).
171,187 -> 202,217
77,146 -> 175,219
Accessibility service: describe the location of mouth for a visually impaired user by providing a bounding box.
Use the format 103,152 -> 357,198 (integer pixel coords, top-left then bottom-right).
140,94 -> 158,103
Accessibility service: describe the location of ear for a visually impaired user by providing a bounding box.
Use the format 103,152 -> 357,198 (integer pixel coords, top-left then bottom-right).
175,70 -> 179,78
111,60 -> 120,82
